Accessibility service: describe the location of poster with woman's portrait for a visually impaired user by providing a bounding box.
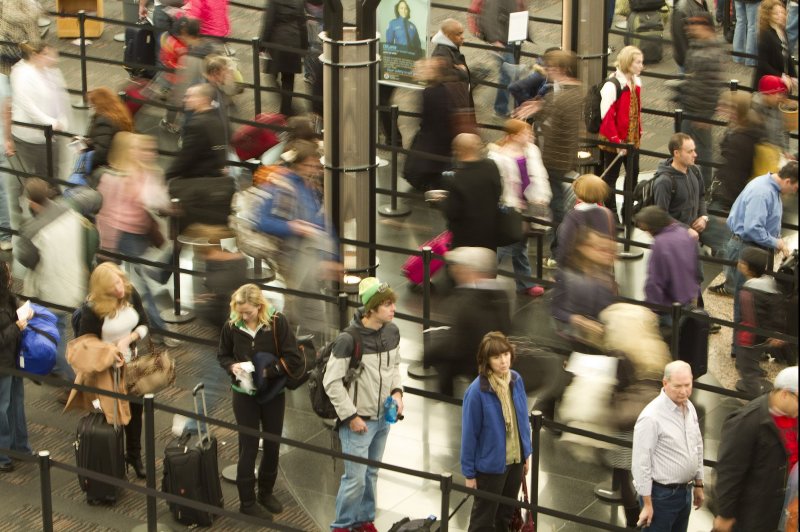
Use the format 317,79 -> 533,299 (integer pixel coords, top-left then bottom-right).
378,0 -> 430,88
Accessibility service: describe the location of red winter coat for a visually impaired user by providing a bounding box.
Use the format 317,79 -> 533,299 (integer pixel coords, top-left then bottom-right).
598,70 -> 642,148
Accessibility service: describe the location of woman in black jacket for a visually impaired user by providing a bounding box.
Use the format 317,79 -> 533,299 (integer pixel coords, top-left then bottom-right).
217,283 -> 302,521
77,262 -> 149,478
85,87 -> 134,184
260,0 -> 308,116
754,0 -> 797,90
0,261 -> 30,473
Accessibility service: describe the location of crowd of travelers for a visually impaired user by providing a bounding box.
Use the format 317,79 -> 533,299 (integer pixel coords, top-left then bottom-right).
0,0 -> 797,530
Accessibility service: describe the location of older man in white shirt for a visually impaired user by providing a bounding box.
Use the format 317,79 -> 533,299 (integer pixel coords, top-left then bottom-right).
632,360 -> 704,531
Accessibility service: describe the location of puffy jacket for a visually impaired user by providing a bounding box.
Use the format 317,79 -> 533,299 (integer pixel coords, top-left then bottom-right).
461,370 -> 532,478
599,69 -> 642,148
323,309 -> 402,425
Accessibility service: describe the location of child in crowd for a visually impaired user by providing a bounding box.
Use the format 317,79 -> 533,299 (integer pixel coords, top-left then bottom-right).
734,246 -> 786,397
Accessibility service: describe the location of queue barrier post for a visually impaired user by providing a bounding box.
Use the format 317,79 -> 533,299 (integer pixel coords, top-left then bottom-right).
160,199 -> 194,324
44,125 -> 55,181
729,79 -> 739,92
674,108 -> 683,134
378,105 -> 411,217
529,410 -> 543,528
439,472 -> 453,532
670,302 -> 683,359
39,451 -> 54,532
338,292 -> 349,330
408,246 -> 438,379
76,11 -> 89,109
251,37 -> 262,116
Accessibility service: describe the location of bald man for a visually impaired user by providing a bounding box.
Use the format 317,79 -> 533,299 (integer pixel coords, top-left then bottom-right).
442,134 -> 502,250
431,18 -> 471,88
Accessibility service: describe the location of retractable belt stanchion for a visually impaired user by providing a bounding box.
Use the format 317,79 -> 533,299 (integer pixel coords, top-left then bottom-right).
160,199 -> 195,323
408,246 -> 437,379
378,105 -> 411,217
131,394 -> 173,532
39,451 -> 54,532
617,145 -> 644,260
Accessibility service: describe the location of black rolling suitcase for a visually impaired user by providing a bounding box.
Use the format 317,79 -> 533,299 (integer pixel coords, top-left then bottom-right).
625,10 -> 664,64
678,308 -> 709,377
74,367 -> 125,505
162,383 -> 223,527
124,20 -> 157,79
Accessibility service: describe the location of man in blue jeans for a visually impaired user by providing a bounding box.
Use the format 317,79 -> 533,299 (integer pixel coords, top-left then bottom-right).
478,0 -> 528,117
632,361 -> 705,531
324,278 -> 403,532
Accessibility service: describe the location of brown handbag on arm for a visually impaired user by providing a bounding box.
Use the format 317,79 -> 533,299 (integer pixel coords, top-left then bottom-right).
125,337 -> 176,395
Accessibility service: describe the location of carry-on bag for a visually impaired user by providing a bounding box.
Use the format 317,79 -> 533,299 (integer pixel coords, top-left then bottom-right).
161,382 -> 224,527
677,307 -> 709,377
231,113 -> 285,161
123,20 -> 157,79
168,175 -> 237,231
74,366 -> 125,505
401,230 -> 452,285
625,10 -> 664,63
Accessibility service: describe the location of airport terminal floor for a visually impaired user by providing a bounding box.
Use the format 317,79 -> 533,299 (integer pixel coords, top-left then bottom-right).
0,0 -> 797,530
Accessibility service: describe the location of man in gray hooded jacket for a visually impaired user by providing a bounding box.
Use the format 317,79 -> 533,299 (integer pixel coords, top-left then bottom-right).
324,277 -> 403,532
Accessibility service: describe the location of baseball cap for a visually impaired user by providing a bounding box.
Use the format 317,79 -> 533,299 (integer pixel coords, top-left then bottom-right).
758,75 -> 787,95
774,366 -> 798,394
358,277 -> 395,312
445,247 -> 497,274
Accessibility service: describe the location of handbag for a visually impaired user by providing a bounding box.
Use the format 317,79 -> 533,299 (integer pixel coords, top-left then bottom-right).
125,339 -> 177,396
146,212 -> 166,249
272,313 -> 315,390
510,476 -> 536,532
497,204 -> 524,247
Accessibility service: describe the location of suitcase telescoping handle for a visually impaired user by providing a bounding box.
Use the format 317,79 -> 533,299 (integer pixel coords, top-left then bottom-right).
599,153 -> 624,180
112,364 -> 120,430
192,383 -> 212,441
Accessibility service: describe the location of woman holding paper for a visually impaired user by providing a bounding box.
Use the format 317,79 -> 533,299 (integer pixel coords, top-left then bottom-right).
217,284 -> 303,520
0,261 -> 31,473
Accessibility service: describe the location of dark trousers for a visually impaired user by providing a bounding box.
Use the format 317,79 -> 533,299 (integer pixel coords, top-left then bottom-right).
379,84 -> 402,146
232,390 -> 286,505
278,72 -> 296,117
601,149 -> 639,224
468,462 -> 524,532
546,167 -> 568,255
125,401 -> 143,458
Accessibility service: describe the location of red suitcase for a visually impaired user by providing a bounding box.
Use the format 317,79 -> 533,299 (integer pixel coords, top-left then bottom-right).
401,231 -> 452,285
231,113 -> 285,161
119,80 -> 148,117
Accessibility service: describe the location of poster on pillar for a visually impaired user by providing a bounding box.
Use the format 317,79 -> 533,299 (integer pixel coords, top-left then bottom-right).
377,0 -> 430,88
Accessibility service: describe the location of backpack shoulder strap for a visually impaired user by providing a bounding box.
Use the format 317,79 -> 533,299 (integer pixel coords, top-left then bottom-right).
608,76 -> 622,99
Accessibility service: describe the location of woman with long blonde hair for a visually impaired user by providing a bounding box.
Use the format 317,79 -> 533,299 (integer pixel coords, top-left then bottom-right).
95,132 -> 170,342
217,283 -> 303,521
77,262 -> 150,478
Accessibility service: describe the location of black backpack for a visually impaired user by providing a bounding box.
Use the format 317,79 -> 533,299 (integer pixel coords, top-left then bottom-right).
307,327 -> 362,420
631,174 -> 676,217
584,76 -> 622,134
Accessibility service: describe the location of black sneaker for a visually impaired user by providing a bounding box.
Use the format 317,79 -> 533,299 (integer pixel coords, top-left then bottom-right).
708,283 -> 732,296
240,502 -> 272,521
257,491 -> 284,514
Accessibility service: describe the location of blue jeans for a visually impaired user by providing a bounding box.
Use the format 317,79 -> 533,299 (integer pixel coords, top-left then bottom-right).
116,231 -> 167,332
724,236 -> 747,343
52,311 -> 75,382
497,240 -> 535,291
641,484 -> 691,532
733,1 -> 758,66
788,1 -> 799,56
0,375 -> 31,465
494,49 -> 516,116
332,418 -> 391,529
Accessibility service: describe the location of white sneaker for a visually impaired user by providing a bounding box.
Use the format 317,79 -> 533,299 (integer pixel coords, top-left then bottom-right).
0,241 -> 12,251
543,258 -> 558,269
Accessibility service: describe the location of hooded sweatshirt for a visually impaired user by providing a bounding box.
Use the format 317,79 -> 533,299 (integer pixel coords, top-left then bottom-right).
431,30 -> 470,86
652,157 -> 707,226
323,309 -> 402,425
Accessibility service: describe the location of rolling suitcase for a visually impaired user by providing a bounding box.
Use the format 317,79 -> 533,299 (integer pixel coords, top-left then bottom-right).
161,383 -> 223,527
124,21 -> 157,79
401,230 -> 452,285
678,308 -> 709,377
74,367 -> 125,505
231,113 -> 286,161
119,79 -> 149,117
625,10 -> 664,64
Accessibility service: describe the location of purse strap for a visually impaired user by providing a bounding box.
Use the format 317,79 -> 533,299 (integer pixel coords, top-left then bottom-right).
273,313 -> 307,380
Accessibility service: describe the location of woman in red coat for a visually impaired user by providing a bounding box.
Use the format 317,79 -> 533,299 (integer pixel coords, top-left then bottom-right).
598,45 -> 644,226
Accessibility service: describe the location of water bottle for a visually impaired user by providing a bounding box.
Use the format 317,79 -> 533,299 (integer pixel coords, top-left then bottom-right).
383,396 -> 398,424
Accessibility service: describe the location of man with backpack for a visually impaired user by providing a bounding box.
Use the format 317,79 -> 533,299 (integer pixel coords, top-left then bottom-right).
14,178 -> 101,390
324,277 -> 402,532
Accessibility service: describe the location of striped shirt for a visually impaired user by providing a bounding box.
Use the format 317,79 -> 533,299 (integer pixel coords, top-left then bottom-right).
632,390 -> 704,497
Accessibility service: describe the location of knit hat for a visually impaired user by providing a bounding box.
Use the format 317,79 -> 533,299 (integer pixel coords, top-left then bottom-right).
758,75 -> 787,95
358,277 -> 395,313
774,366 -> 798,394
